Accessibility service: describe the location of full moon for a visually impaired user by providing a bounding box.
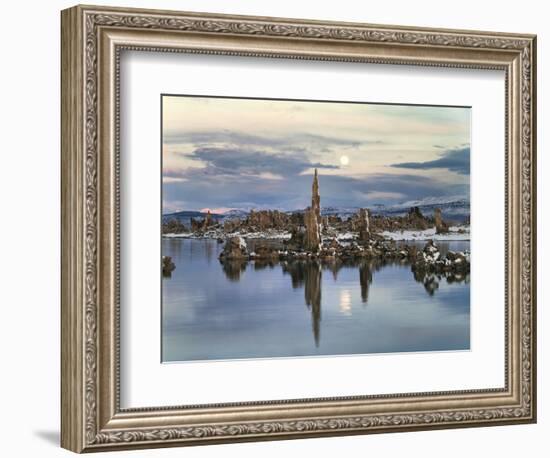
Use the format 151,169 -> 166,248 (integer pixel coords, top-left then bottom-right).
340,155 -> 349,166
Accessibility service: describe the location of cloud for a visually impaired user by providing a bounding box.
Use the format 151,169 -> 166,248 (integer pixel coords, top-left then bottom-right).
164,130 -> 379,149
165,131 -> 280,146
391,146 -> 470,175
358,191 -> 406,201
162,176 -> 187,184
182,146 -> 338,177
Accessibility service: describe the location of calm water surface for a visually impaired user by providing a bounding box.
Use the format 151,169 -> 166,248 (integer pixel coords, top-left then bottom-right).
162,238 -> 470,362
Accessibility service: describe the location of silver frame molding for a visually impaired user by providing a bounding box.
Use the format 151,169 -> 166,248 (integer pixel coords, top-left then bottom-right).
61,4 -> 537,453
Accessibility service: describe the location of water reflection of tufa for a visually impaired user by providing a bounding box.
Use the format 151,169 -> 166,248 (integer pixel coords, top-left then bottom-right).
220,260 -> 247,282
282,261 -> 322,347
279,259 -> 378,345
304,263 -> 322,347
218,256 -> 469,345
412,270 -> 470,296
359,263 -> 373,303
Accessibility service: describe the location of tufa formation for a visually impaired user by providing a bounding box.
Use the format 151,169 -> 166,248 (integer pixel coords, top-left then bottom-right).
303,169 -> 322,252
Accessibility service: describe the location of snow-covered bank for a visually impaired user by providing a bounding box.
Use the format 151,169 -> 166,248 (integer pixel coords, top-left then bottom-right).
163,232 -> 194,238
163,230 -> 292,240
335,232 -> 356,241
381,226 -> 470,241
164,226 -> 470,242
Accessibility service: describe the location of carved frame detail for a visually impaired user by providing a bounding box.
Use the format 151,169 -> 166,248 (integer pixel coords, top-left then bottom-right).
61,5 -> 536,453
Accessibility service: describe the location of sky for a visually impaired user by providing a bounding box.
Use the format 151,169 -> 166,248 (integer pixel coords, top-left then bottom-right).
162,95 -> 470,214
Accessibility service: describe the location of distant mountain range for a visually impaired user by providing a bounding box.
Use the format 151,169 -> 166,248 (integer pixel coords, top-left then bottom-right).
315,197 -> 469,222
161,210 -> 225,226
370,196 -> 470,221
163,196 -> 470,225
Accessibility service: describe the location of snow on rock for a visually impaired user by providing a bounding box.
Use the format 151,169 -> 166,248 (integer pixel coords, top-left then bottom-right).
237,230 -> 292,240
163,232 -> 193,238
381,226 -> 470,241
336,232 -> 357,241
162,230 -> 292,240
219,236 -> 249,260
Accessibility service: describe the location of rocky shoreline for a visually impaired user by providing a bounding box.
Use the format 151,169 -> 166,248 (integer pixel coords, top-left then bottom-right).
218,236 -> 470,277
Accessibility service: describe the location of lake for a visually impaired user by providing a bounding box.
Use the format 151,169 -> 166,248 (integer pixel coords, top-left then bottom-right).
162,238 -> 470,362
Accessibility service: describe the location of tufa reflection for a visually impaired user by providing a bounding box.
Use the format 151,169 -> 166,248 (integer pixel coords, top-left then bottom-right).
217,256 -> 469,346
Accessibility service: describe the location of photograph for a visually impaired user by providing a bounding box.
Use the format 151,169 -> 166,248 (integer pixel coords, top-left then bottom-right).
161,95 -> 472,362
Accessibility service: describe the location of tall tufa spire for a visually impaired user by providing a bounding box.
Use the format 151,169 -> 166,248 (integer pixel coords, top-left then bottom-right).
304,169 -> 322,252
312,168 -> 321,222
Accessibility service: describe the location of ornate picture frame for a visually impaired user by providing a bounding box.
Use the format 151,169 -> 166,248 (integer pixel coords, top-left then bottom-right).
61,4 -> 536,453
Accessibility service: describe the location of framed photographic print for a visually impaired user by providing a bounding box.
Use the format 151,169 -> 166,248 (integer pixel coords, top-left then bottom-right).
61,4 -> 537,453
